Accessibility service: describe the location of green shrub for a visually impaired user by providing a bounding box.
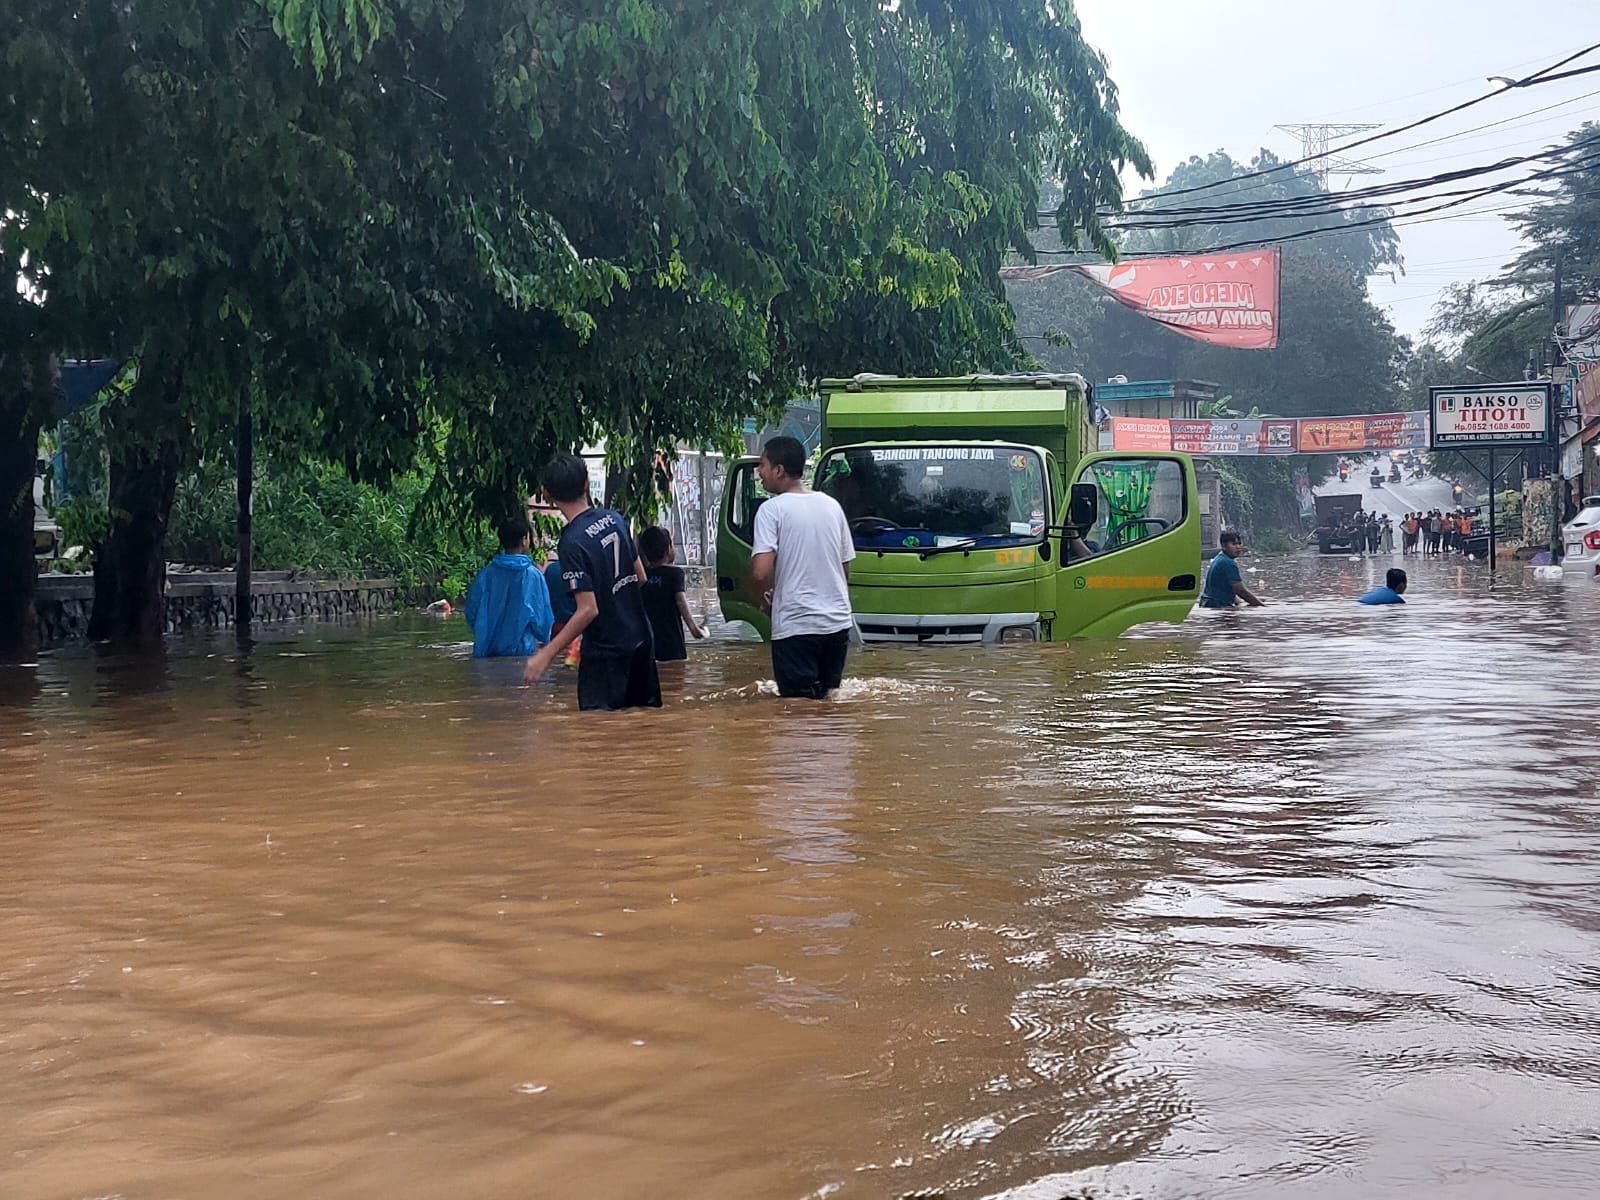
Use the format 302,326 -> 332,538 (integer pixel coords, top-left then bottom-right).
167,455 -> 496,603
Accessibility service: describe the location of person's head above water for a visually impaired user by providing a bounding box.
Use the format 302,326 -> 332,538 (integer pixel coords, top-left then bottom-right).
1386,567 -> 1407,594
1219,530 -> 1244,558
541,453 -> 590,506
496,515 -> 532,553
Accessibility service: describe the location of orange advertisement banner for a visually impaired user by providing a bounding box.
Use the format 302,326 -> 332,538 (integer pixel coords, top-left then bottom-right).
1298,412 -> 1426,453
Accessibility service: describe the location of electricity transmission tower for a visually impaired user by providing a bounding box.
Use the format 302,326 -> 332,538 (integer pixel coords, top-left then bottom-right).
1276,123 -> 1384,187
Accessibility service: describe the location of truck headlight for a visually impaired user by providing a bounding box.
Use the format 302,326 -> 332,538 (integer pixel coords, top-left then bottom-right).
999,625 -> 1037,643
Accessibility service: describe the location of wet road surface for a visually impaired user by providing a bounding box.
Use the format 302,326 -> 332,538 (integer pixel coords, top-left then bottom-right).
3,551 -> 1599,1200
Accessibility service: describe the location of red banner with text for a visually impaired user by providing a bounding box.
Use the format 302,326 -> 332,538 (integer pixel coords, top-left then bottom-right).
1003,251 -> 1281,349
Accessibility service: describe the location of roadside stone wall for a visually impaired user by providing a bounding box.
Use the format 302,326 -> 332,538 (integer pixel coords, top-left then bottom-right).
36,573 -> 397,645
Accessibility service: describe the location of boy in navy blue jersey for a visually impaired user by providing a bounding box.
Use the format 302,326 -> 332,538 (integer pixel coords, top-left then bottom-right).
523,455 -> 661,711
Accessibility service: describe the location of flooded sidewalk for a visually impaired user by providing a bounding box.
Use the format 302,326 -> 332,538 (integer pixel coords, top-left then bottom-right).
3,552 -> 1599,1200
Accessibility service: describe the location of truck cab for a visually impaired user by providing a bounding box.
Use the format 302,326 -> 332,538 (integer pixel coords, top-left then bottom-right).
718,374 -> 1201,643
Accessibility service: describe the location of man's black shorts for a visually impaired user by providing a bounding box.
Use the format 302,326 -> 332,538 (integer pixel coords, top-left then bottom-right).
771,629 -> 850,700
577,643 -> 663,712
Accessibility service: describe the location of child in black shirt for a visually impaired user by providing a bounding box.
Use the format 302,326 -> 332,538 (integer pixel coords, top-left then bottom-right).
638,525 -> 706,662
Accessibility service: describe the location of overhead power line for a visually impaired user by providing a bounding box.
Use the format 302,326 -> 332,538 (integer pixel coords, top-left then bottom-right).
1024,164 -> 1600,263
1109,43 -> 1600,209
1069,85 -> 1600,221
1096,134 -> 1600,230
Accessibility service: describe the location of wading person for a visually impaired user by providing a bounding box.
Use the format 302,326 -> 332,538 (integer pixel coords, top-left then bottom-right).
750,435 -> 856,699
523,454 -> 661,711
1199,530 -> 1264,609
639,525 -> 706,662
1358,567 -> 1408,605
465,516 -> 553,658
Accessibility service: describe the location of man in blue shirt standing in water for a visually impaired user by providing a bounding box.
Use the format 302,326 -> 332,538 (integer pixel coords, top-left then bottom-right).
1199,530 -> 1265,609
1358,568 -> 1408,605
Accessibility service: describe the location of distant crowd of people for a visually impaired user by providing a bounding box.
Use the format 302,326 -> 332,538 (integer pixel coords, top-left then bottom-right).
1399,510 -> 1476,556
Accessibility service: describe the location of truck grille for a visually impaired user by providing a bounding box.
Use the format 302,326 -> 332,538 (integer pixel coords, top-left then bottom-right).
855,619 -> 991,644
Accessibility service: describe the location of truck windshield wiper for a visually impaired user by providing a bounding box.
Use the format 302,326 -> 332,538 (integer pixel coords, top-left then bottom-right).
918,539 -> 978,560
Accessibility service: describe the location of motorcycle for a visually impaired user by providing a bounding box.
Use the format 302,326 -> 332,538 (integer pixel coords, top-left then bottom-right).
1338,466 -> 1351,482
1389,466 -> 1402,483
1369,470 -> 1383,489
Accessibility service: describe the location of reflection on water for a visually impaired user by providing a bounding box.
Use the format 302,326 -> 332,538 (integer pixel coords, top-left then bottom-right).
3,553 -> 1600,1200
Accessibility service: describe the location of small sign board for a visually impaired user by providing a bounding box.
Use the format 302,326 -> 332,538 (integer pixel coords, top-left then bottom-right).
1429,382 -> 1552,449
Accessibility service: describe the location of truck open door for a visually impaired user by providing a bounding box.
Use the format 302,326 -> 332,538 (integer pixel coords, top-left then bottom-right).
1053,452 -> 1201,638
715,457 -> 773,639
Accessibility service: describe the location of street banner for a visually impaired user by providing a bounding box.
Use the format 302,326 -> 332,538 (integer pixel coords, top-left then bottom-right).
1298,411 -> 1426,453
1170,418 -> 1298,455
1429,383 -> 1552,449
1001,250 -> 1281,349
1109,411 -> 1429,454
1107,418 -> 1173,451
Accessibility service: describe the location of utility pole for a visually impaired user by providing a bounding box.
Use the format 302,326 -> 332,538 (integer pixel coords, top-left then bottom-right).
1276,123 -> 1384,188
1550,250 -> 1565,563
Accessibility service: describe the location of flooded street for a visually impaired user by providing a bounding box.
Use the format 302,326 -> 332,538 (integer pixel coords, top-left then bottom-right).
4,551 -> 1600,1200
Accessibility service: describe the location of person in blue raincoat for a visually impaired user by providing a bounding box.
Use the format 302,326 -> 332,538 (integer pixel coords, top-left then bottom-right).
465,517 -> 554,658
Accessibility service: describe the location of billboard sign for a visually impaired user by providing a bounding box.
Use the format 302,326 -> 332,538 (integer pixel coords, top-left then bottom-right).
1429,383 -> 1552,449
1001,250 -> 1281,350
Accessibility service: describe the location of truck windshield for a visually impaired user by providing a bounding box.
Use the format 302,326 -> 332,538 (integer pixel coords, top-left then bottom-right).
816,445 -> 1048,551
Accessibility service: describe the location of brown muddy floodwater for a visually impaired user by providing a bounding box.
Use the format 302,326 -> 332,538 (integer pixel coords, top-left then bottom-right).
3,551 -> 1600,1200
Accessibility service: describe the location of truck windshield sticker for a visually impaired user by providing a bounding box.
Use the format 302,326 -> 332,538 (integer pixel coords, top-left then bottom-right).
870,447 -> 995,462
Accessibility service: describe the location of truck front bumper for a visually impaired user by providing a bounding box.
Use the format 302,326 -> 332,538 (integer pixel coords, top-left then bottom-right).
852,611 -> 1041,645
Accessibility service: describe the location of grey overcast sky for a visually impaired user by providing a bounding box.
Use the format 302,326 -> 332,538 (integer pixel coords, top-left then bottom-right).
1073,0 -> 1600,340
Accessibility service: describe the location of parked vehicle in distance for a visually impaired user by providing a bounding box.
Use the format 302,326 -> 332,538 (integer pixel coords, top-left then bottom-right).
1313,494 -> 1364,554
1561,495 -> 1600,576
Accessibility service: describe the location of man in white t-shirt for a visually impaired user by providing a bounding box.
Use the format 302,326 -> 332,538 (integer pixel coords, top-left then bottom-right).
751,435 -> 856,699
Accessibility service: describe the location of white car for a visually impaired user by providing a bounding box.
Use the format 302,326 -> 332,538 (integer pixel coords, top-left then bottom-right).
1561,496 -> 1600,577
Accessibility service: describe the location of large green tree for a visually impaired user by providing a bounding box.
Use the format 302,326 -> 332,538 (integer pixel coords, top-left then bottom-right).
3,0 -> 1146,651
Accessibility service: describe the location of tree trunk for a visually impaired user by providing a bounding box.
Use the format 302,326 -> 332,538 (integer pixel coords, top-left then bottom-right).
88,370 -> 185,645
0,348 -> 57,662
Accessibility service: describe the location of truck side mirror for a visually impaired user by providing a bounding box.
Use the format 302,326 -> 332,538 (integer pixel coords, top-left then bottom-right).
1068,483 -> 1098,531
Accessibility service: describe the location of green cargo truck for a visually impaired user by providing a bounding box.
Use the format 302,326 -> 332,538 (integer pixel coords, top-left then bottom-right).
717,373 -> 1201,643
